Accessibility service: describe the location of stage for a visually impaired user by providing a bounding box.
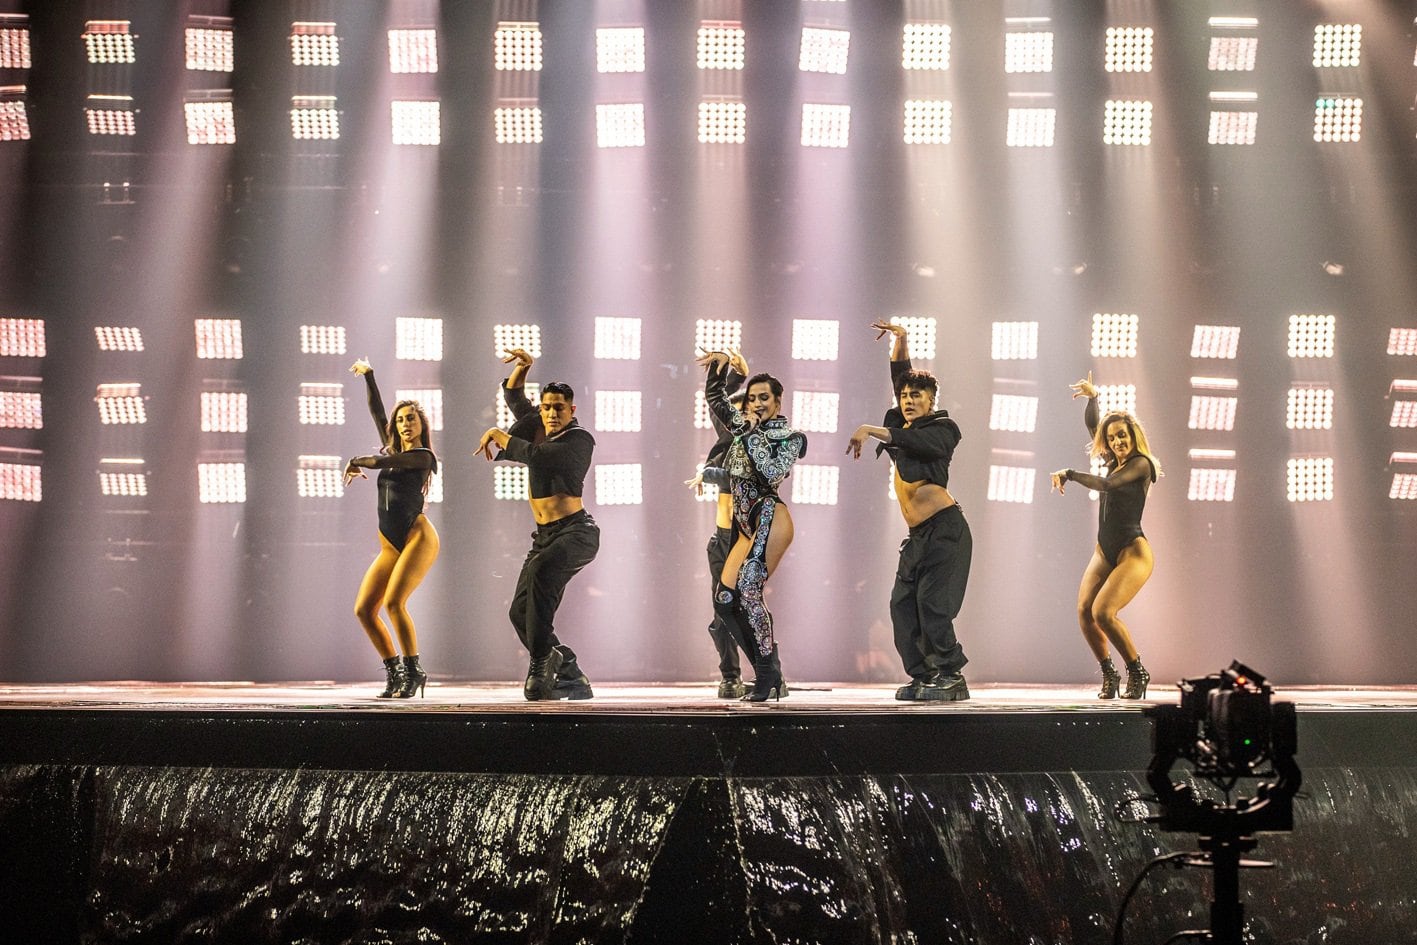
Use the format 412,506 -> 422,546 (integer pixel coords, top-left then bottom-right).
2,682 -> 1416,943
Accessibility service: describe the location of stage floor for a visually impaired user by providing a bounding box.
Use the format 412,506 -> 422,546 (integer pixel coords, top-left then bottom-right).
2,680 -> 1416,714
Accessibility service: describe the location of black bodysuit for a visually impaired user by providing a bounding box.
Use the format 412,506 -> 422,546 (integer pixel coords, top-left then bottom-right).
361,372 -> 436,552
1077,396 -> 1155,567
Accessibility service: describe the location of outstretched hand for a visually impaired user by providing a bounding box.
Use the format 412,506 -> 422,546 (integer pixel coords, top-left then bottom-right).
501,348 -> 534,368
1069,371 -> 1097,400
695,349 -> 730,372
476,428 -> 501,461
870,319 -> 907,341
684,471 -> 705,496
343,459 -> 367,487
727,348 -> 749,377
349,357 -> 372,375
1049,469 -> 1069,494
845,424 -> 876,460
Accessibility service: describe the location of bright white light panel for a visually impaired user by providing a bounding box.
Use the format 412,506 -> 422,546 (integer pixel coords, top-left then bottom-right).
494,466 -> 529,501
1097,384 -> 1137,417
1208,36 -> 1257,72
0,391 -> 41,429
99,461 -> 147,497
299,383 -> 345,426
96,326 -> 144,352
392,100 -> 440,146
1191,325 -> 1240,359
792,391 -> 839,434
1105,27 -> 1153,73
396,317 -> 443,361
1,25 -> 31,69
693,391 -> 713,431
497,383 -> 540,428
1313,24 -> 1361,68
988,465 -> 1035,503
903,100 -> 951,145
1286,387 -> 1333,430
989,395 -> 1038,433
396,388 -> 443,432
791,319 -> 839,361
594,317 -> 642,360
800,27 -> 850,74
0,463 -> 41,502
1092,313 -> 1139,358
185,101 -> 236,145
699,100 -> 746,144
1313,96 -> 1361,142
791,464 -> 839,506
291,23 -> 338,67
1389,401 -> 1417,429
1188,468 -> 1236,502
1189,395 -> 1238,431
84,21 -> 135,64
494,324 -> 542,358
1391,473 -> 1417,500
425,469 -> 443,504
695,319 -> 742,355
300,325 -> 346,355
198,462 -> 246,504
291,98 -> 340,140
801,103 -> 851,148
495,104 -> 543,144
698,23 -> 745,70
1005,32 -> 1053,74
495,22 -> 543,71
389,29 -> 438,73
886,317 -> 937,360
96,384 -> 146,425
596,103 -> 646,148
1287,457 -> 1333,503
195,319 -> 243,359
1209,110 -> 1257,146
1103,100 -> 1152,146
1007,108 -> 1055,148
594,391 -> 642,432
1389,328 -> 1417,356
0,100 -> 29,141
992,322 -> 1038,360
201,391 -> 248,433
902,23 -> 950,70
186,27 -> 233,72
597,27 -> 645,73
297,455 -> 342,498
1288,314 -> 1335,358
86,99 -> 136,137
595,463 -> 643,505
0,318 -> 45,357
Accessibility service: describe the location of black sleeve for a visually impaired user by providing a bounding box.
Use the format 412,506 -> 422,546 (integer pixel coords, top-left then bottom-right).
503,379 -> 536,423
353,448 -> 436,472
363,371 -> 390,447
701,466 -> 731,489
1084,396 -> 1099,439
889,357 -> 913,394
705,362 -> 749,437
1068,455 -> 1152,492
886,420 -> 961,461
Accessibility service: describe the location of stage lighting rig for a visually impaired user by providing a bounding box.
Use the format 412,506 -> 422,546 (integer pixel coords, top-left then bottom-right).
1116,662 -> 1301,945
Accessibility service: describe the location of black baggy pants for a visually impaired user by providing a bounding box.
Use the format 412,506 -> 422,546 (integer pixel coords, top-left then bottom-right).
891,504 -> 971,680
510,510 -> 600,663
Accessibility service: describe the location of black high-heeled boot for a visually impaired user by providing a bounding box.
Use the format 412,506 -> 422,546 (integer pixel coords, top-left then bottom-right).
1097,657 -> 1121,700
741,646 -> 784,703
378,656 -> 406,699
1121,657 -> 1149,700
398,654 -> 427,698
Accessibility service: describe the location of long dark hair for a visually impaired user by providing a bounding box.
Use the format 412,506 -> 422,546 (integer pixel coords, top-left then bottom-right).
386,400 -> 434,455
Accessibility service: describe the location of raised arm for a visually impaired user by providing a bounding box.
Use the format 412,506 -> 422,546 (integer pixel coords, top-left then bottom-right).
501,348 -> 537,422
350,358 -> 391,447
700,351 -> 750,437
1070,371 -> 1100,438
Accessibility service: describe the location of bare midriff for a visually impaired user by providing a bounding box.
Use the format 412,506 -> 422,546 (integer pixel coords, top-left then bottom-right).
893,471 -> 956,529
530,494 -> 584,526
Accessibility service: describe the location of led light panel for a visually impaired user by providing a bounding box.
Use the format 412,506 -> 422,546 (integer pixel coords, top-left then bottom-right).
1287,314 -> 1335,358
396,317 -> 443,361
1,318 -> 45,357
495,104 -> 543,144
1092,313 -> 1139,358
1105,27 -> 1153,73
903,100 -> 951,145
96,383 -> 146,425
594,390 -> 642,432
300,325 -> 346,355
594,317 -> 642,360
801,103 -> 850,148
392,100 -> 440,146
1007,108 -> 1055,148
992,322 -> 1038,360
902,23 -> 950,70
0,462 -> 41,502
791,391 -> 839,434
185,100 -> 236,145
989,395 -> 1038,433
597,27 -> 645,73
297,455 -> 342,498
791,319 -> 839,361
298,383 -> 345,426
1004,31 -> 1053,74
198,462 -> 246,504
698,22 -> 744,70
988,465 -> 1035,503
594,463 -> 643,505
0,391 -> 41,430
495,22 -> 543,71
699,100 -> 746,144
1103,100 -> 1152,146
790,464 -> 839,506
1286,457 -> 1333,503
596,103 -> 646,148
195,319 -> 243,359
1188,468 -> 1236,502
389,28 -> 438,74
201,391 -> 248,433
291,22 -> 338,67
493,324 -> 542,358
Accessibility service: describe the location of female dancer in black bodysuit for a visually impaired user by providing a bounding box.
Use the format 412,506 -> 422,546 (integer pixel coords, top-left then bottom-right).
699,351 -> 807,702
344,357 -> 439,698
1050,371 -> 1160,700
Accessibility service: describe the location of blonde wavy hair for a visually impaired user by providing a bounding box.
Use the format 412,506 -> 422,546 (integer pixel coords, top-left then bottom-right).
1090,411 -> 1162,477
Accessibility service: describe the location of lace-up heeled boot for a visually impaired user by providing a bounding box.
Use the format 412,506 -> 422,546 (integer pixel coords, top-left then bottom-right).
1121,657 -> 1150,700
1097,657 -> 1121,700
398,654 -> 427,698
378,656 -> 407,699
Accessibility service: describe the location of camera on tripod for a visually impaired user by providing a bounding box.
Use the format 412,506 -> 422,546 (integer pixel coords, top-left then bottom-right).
1145,660 -> 1300,835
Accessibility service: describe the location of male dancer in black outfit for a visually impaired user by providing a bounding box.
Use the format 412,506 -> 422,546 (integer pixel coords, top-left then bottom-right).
477,348 -> 598,701
846,320 -> 972,702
